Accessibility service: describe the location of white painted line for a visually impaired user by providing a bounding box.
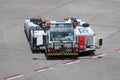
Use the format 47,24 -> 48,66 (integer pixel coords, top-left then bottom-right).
89,54 -> 106,59
118,50 -> 120,52
4,74 -> 23,80
63,60 -> 80,65
34,67 -> 53,72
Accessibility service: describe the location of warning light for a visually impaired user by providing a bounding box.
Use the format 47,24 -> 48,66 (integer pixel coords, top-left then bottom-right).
45,22 -> 51,28
73,21 -> 78,27
48,48 -> 52,52
37,16 -> 42,20
64,16 -> 69,20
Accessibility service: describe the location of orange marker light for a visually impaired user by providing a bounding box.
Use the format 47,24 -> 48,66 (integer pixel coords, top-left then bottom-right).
48,48 -> 52,52
73,21 -> 78,27
45,22 -> 51,28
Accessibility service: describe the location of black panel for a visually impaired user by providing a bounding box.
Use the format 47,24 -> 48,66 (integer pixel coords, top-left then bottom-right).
33,37 -> 37,45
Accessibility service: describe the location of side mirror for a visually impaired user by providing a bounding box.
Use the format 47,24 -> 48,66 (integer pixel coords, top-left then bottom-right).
98,37 -> 103,47
82,23 -> 89,27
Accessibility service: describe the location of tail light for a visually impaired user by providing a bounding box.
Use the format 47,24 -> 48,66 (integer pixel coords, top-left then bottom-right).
47,48 -> 52,52
73,48 -> 78,52
78,35 -> 85,50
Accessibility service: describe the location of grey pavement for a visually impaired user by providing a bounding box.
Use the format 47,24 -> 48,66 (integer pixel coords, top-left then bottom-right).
0,0 -> 120,80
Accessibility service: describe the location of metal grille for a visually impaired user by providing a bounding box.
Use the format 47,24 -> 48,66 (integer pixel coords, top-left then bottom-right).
49,42 -> 74,52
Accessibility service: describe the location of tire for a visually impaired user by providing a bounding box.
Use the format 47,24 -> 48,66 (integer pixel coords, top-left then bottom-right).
78,51 -> 95,56
89,51 -> 95,55
45,48 -> 49,60
44,46 -> 51,60
29,30 -> 31,41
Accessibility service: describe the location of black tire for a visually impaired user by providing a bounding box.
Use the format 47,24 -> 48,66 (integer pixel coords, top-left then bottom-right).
78,51 -> 95,57
29,30 -> 31,41
44,46 -> 51,60
89,51 -> 95,55
44,46 -> 47,56
31,47 -> 36,53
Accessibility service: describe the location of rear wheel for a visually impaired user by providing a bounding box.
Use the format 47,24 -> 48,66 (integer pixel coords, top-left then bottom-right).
89,51 -> 95,55
29,30 -> 31,41
30,41 -> 36,53
44,46 -> 48,59
78,51 -> 95,56
30,30 -> 36,53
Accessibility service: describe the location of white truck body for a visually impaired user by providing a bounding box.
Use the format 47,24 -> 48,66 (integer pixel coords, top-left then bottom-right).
24,19 -> 46,50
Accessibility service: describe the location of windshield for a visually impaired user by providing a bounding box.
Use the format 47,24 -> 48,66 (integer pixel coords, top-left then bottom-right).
50,23 -> 74,41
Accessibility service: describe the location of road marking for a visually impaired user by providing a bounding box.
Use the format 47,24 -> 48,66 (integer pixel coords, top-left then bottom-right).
34,67 -> 53,72
0,24 -> 7,44
89,53 -> 106,59
63,60 -> 80,65
4,74 -> 24,80
115,49 -> 120,52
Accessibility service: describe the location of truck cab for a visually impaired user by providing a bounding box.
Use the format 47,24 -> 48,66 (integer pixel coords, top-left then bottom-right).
44,21 -> 79,57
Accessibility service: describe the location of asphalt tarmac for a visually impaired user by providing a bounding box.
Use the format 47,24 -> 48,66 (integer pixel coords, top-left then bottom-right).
0,0 -> 120,80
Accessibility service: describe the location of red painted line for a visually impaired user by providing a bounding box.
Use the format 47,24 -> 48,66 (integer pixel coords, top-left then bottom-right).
34,67 -> 49,71
63,60 -> 80,65
89,53 -> 106,59
4,74 -> 23,80
34,67 -> 52,72
115,49 -> 120,52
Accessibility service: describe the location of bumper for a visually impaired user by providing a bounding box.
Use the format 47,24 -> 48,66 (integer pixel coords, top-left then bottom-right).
47,52 -> 78,56
79,48 -> 96,52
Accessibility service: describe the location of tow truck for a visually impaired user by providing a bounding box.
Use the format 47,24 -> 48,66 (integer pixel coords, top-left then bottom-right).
24,16 -> 102,58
